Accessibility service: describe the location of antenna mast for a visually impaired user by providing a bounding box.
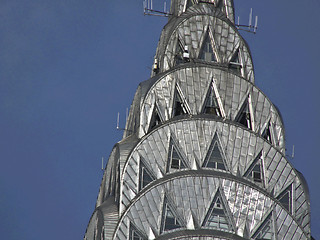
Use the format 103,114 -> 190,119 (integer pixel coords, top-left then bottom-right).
236,8 -> 258,34
143,0 -> 170,17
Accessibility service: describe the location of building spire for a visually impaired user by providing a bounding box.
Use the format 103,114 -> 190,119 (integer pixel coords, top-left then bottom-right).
169,0 -> 235,23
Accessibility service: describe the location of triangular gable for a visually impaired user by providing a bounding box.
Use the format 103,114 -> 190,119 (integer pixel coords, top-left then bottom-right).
202,80 -> 222,116
230,48 -> 240,64
235,96 -> 253,130
251,213 -> 275,240
172,86 -> 188,117
139,159 -> 156,190
262,121 -> 273,144
229,48 -> 242,74
244,151 -> 264,186
202,190 -> 234,231
199,30 -> 217,62
175,38 -> 184,65
167,137 -> 188,172
215,0 -> 226,15
202,134 -> 227,171
186,0 -> 196,9
276,184 -> 292,213
148,104 -> 162,132
130,222 -> 147,240
160,197 -> 183,233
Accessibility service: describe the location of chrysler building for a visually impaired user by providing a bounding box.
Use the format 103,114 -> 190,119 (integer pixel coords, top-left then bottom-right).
84,1 -> 312,239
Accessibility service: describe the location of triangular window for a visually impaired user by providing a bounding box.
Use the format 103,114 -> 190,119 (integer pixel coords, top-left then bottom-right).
277,185 -> 292,213
149,105 -> 161,132
167,142 -> 187,171
175,39 -> 184,65
161,198 -> 183,233
203,191 -> 233,231
252,214 -> 275,240
203,136 -> 226,170
215,0 -> 226,15
229,49 -> 242,74
139,160 -> 155,190
236,98 -> 252,130
186,0 -> 196,9
129,223 -> 146,240
262,123 -> 272,144
203,82 -> 222,116
173,89 -> 187,117
199,31 -> 217,62
244,152 -> 264,185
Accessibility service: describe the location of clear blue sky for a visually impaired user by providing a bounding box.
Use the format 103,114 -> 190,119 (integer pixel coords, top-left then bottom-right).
0,0 -> 319,239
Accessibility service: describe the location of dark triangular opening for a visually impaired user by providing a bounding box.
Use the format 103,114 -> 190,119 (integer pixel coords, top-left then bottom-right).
199,31 -> 217,62
202,190 -> 234,231
229,49 -> 241,74
215,0 -> 226,15
277,184 -> 292,213
149,105 -> 162,132
161,197 -> 183,233
175,39 -> 184,65
130,222 -> 147,240
235,98 -> 252,130
262,123 -> 272,144
231,49 -> 240,63
202,82 -> 222,116
244,152 -> 264,185
173,89 -> 187,117
252,213 -> 275,240
139,160 -> 155,190
186,0 -> 196,9
167,140 -> 187,172
203,136 -> 226,171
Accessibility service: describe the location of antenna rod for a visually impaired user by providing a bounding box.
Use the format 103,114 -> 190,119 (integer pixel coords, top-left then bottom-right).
126,108 -> 128,122
254,16 -> 258,32
117,112 -> 120,129
101,157 -> 104,171
292,145 -> 295,158
249,8 -> 253,29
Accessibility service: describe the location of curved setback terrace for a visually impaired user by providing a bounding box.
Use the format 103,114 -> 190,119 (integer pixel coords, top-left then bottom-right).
140,65 -> 285,151
121,117 -> 310,234
116,174 -> 308,240
154,6 -> 253,82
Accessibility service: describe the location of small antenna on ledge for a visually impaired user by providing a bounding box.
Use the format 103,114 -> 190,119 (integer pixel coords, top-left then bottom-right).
291,145 -> 295,159
236,8 -> 258,34
116,110 -> 133,133
143,0 -> 170,17
101,157 -> 104,171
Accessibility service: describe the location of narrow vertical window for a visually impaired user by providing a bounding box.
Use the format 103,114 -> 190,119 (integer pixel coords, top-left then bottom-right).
149,105 -> 161,132
262,123 -> 272,144
170,144 -> 186,170
167,138 -> 188,172
244,152 -> 264,186
236,98 -> 253,130
175,39 -> 184,65
229,49 -> 242,74
173,89 -> 187,117
277,185 -> 292,213
199,31 -> 217,62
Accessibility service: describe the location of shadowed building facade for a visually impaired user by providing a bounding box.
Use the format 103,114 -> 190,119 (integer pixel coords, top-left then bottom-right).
84,0 -> 312,239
